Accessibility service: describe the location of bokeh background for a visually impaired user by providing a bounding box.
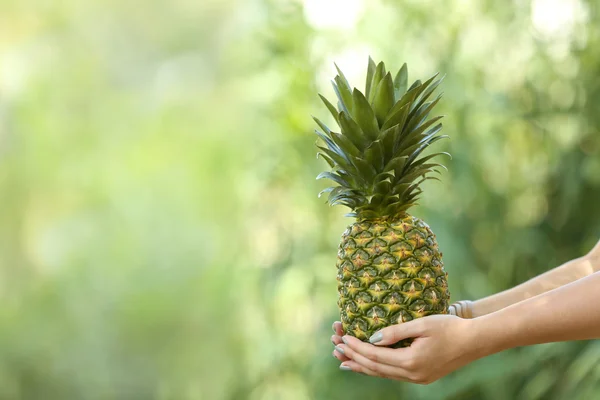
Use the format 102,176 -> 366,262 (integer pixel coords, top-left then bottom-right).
1,0 -> 600,398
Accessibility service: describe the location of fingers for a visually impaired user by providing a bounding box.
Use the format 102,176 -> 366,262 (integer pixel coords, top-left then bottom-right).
340,361 -> 418,382
338,360 -> 380,378
341,335 -> 410,367
331,332 -> 349,362
332,333 -> 426,383
333,321 -> 344,336
368,319 -> 425,347
341,359 -> 430,384
333,337 -> 350,362
336,340 -> 416,382
333,348 -> 350,362
330,321 -> 345,356
331,320 -> 346,359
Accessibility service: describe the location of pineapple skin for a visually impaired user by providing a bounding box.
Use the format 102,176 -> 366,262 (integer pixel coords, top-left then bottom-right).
337,214 -> 450,345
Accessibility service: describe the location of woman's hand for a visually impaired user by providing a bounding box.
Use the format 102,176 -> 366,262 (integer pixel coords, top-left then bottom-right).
332,315 -> 480,384
331,321 -> 350,363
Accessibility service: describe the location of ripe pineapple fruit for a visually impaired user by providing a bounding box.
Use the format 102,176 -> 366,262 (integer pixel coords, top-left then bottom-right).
314,58 -> 451,345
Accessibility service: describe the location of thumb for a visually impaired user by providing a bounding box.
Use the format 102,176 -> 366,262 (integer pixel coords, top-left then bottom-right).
368,319 -> 426,346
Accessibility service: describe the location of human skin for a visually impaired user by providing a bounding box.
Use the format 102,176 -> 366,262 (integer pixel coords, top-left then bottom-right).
467,239 -> 600,317
331,239 -> 600,384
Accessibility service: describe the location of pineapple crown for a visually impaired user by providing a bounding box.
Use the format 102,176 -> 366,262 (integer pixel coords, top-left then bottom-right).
314,57 -> 450,221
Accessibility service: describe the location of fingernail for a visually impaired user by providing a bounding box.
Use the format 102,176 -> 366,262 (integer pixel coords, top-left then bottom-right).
339,365 -> 352,371
331,337 -> 336,345
332,323 -> 336,333
341,336 -> 348,345
369,332 -> 383,344
335,345 -> 345,355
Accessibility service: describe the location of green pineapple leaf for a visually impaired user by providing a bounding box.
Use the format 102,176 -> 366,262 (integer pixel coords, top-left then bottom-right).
334,63 -> 352,89
368,61 -> 386,103
330,132 -> 361,158
319,94 -> 340,124
401,135 -> 448,162
332,81 -> 352,115
312,116 -> 332,135
372,72 -> 395,126
374,180 -> 392,196
369,194 -> 384,207
318,186 -> 336,198
364,57 -> 377,100
411,75 -> 444,112
384,85 -> 421,128
408,79 -> 422,91
352,89 -> 379,140
338,112 -> 368,150
398,117 -> 443,149
410,74 -> 439,102
314,57 -> 449,218
404,95 -> 443,134
316,146 -> 351,170
383,155 -> 409,173
404,152 -> 451,174
393,63 -> 408,100
351,157 -> 377,183
316,152 -> 335,168
374,171 -> 394,183
316,171 -> 350,187
382,103 -> 411,132
364,140 -> 384,173
379,124 -> 401,162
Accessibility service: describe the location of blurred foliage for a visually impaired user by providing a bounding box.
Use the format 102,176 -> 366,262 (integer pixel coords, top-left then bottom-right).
1,0 -> 599,399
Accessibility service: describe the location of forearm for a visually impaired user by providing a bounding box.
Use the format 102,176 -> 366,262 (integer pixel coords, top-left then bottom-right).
472,256 -> 596,316
471,243 -> 600,317
474,271 -> 600,358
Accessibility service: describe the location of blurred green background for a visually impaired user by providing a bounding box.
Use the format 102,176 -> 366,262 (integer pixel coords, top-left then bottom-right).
1,0 -> 600,398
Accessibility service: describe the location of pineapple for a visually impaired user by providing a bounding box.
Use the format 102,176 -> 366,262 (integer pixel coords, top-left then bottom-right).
314,58 -> 451,345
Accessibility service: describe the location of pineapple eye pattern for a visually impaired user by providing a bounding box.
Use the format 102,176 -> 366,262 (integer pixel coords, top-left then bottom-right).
369,281 -> 389,292
339,260 -> 354,273
350,249 -> 370,268
423,288 -> 441,302
361,267 -> 377,277
402,279 -> 424,292
414,248 -> 433,264
365,238 -> 388,254
371,253 -> 396,269
337,218 -> 450,344
342,239 -> 357,250
405,229 -> 427,249
418,267 -> 436,281
391,310 -> 412,324
366,306 -> 388,327
356,230 -> 374,239
383,292 -> 403,305
384,269 -> 408,280
341,299 -> 358,314
409,300 -> 428,312
346,278 -> 361,290
355,291 -> 373,304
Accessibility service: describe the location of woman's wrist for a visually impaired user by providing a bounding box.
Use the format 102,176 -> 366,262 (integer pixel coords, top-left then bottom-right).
449,300 -> 474,318
468,312 -> 512,359
450,298 -> 504,319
